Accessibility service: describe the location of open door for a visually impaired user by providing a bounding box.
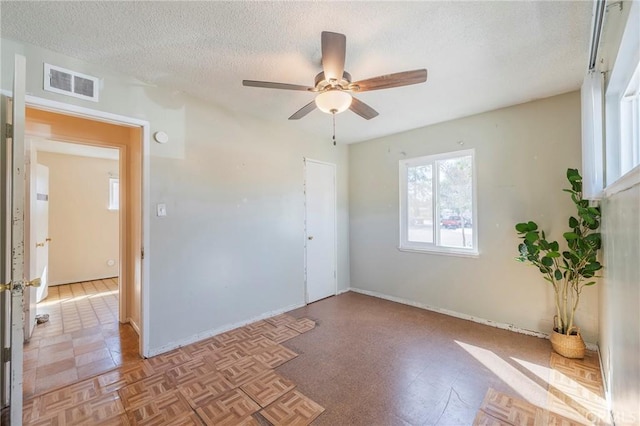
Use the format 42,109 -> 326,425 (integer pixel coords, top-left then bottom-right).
1,54 -> 41,425
23,146 -> 50,341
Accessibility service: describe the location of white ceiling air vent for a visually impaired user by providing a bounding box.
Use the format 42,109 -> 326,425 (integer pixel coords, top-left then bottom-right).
43,63 -> 99,102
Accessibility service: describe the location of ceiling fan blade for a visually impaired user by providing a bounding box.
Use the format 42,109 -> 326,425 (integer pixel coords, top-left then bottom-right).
350,69 -> 428,92
321,31 -> 346,82
243,80 -> 312,91
289,101 -> 317,120
350,97 -> 379,120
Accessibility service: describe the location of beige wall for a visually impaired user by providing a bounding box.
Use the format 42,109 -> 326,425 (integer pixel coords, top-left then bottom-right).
37,151 -> 119,285
348,91 -> 599,342
0,38 -> 350,354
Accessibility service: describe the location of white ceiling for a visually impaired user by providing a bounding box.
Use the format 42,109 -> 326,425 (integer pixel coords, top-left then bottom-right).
1,1 -> 593,144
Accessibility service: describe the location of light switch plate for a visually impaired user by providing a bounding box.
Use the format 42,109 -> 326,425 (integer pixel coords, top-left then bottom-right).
157,203 -> 167,217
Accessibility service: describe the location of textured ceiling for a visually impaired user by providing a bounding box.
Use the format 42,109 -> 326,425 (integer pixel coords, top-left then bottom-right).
1,1 -> 592,144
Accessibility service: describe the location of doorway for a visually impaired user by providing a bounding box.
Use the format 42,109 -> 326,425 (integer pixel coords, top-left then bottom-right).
21,106 -> 144,397
304,159 -> 337,304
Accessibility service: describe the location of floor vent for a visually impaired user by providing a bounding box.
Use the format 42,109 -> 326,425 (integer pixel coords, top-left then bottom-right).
44,63 -> 99,102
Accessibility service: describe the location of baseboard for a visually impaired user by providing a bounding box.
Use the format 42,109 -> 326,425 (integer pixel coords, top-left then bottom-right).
48,276 -> 119,286
347,287 -> 598,349
595,345 -> 614,424
147,302 -> 306,357
337,287 -> 350,295
127,318 -> 141,336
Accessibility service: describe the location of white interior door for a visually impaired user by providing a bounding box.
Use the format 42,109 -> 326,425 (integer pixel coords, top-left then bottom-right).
304,159 -> 337,303
23,155 -> 49,340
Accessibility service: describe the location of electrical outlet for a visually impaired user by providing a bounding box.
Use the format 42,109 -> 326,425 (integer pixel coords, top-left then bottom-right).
157,203 -> 167,217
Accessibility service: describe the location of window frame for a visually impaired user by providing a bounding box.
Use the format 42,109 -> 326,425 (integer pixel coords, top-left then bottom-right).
399,148 -> 479,257
604,0 -> 640,194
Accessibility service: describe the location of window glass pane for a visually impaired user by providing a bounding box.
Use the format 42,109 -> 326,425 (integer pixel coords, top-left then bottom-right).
407,164 -> 433,243
620,64 -> 640,175
438,156 -> 473,249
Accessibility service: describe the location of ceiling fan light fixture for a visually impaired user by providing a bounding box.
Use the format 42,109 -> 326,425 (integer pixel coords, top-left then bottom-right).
315,90 -> 352,114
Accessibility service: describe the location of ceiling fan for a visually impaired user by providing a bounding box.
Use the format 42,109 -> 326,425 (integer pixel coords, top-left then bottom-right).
242,31 -> 428,121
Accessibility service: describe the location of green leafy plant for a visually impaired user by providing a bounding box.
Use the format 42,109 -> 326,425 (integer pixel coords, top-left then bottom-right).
515,169 -> 602,335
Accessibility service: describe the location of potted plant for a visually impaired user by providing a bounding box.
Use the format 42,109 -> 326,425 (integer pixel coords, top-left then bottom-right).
515,168 -> 602,359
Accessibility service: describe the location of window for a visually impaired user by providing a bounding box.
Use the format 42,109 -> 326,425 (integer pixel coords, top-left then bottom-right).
108,178 -> 119,210
604,0 -> 640,190
399,149 -> 477,256
620,63 -> 639,176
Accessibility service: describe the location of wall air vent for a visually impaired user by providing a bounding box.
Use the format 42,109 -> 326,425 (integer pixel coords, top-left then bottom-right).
43,63 -> 99,102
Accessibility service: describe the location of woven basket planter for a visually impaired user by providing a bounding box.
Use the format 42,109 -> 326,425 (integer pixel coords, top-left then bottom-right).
550,327 -> 586,359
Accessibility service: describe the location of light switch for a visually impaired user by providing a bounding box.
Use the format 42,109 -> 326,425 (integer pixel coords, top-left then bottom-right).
157,203 -> 167,217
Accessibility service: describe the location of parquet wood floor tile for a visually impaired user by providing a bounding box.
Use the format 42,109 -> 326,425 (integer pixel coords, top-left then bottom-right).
62,392 -> 125,425
142,348 -> 192,373
214,327 -> 254,346
181,337 -> 226,359
35,378 -> 101,418
96,413 -> 131,425
177,371 -> 235,409
242,320 -> 278,336
195,388 -> 261,426
264,314 -> 297,327
219,357 -> 270,387
252,344 -> 299,368
237,415 -> 262,425
241,369 -> 296,408
203,343 -> 250,370
262,325 -> 301,344
472,410 -> 508,426
260,390 -> 325,426
97,362 -> 157,394
235,335 -> 279,354
475,388 -> 541,425
285,318 -> 316,334
125,390 -> 192,426
166,358 -> 218,386
474,349 -> 609,426
118,373 -> 176,410
160,411 -> 205,425
25,278 -> 141,399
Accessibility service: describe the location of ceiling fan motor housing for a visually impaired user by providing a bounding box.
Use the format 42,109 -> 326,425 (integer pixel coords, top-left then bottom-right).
314,71 -> 352,92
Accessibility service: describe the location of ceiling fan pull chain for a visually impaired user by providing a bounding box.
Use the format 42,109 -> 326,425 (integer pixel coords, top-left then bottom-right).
332,112 -> 337,146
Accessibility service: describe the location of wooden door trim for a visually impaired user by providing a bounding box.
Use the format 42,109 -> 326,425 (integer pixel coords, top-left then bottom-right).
23,95 -> 150,358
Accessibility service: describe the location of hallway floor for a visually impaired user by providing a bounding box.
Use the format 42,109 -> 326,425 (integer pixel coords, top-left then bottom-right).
22,292 -> 608,425
23,278 -> 140,398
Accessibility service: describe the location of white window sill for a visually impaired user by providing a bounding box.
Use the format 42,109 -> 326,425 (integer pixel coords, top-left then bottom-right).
604,164 -> 640,197
398,246 -> 480,258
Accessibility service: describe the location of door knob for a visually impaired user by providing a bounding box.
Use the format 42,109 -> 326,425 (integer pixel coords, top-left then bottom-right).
27,278 -> 41,288
0,282 -> 10,291
308,236 -> 314,240
46,238 -> 52,242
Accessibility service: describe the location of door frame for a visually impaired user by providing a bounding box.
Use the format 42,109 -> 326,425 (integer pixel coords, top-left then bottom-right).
21,94 -> 151,357
303,158 -> 338,304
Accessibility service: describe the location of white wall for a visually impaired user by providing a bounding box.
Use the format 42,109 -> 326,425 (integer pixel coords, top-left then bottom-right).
1,38 -> 350,354
36,151 -> 119,285
595,1 -> 640,423
600,185 -> 640,424
349,91 -> 599,342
